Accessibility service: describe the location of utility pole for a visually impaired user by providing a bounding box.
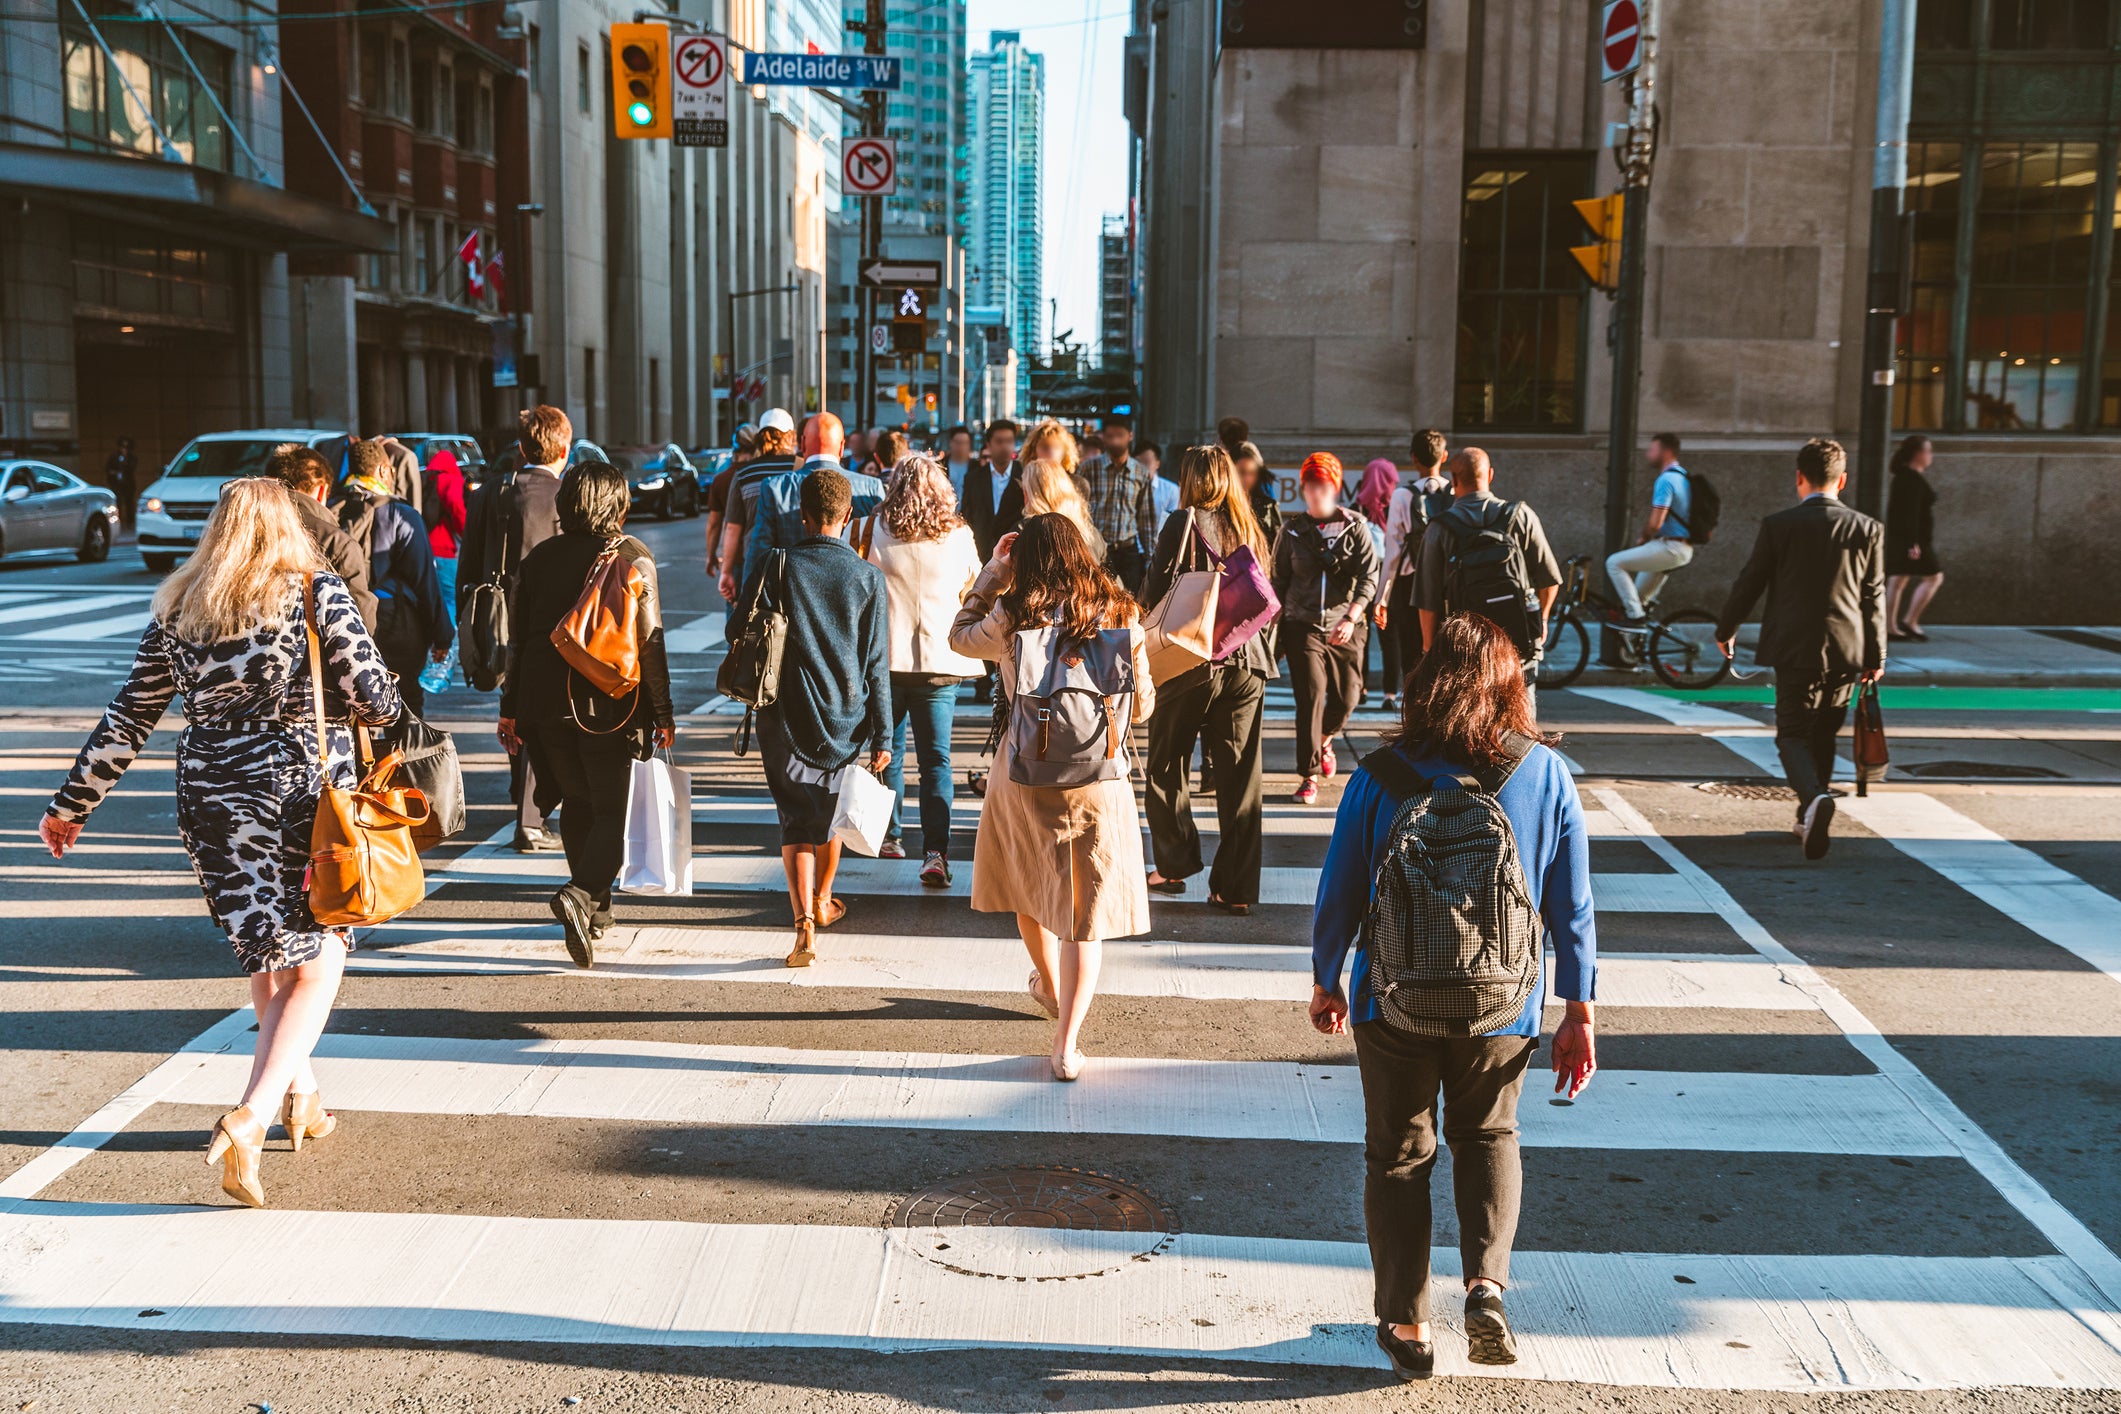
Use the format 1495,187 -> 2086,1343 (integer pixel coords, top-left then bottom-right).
1601,0 -> 1656,568
851,0 -> 886,432
1855,0 -> 1916,518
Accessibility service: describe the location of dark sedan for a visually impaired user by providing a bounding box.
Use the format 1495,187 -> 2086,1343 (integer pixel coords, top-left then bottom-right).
610,444 -> 700,520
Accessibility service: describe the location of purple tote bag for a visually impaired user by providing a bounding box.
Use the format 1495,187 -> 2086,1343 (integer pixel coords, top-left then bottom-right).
1206,536 -> 1279,660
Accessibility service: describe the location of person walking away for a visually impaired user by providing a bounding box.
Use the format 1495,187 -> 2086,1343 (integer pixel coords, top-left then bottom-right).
104,436 -> 138,528
1075,415 -> 1157,595
1141,445 -> 1275,912
41,478 -> 402,1207
865,453 -> 982,879
336,442 -> 451,715
942,424 -> 975,501
950,513 -> 1156,1080
498,459 -> 676,967
1353,456 -> 1401,704
1140,441 -> 1178,535
1604,433 -> 1696,629
1412,449 -> 1562,713
267,445 -> 377,628
1715,438 -> 1885,860
868,428 -> 909,482
1274,453 -> 1381,804
716,410 -> 799,604
743,412 -> 887,566
378,436 -> 424,518
735,466 -> 892,967
1376,431 -> 1451,711
419,447 -> 468,696
1884,434 -> 1943,641
1311,613 -> 1597,1378
1018,457 -> 1105,562
704,422 -> 760,589
459,405 -> 571,852
963,419 -> 1024,704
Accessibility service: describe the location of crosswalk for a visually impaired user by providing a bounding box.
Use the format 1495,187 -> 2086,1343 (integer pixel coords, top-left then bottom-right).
4,712 -> 2121,1393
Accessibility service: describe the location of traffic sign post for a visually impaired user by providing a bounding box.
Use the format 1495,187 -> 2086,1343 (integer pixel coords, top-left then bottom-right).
1600,0 -> 1642,82
858,258 -> 941,288
671,33 -> 728,148
870,324 -> 890,355
843,138 -> 898,198
740,52 -> 900,90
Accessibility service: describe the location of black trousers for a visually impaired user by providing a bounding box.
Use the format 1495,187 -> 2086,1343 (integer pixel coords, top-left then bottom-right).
1773,675 -> 1855,809
1144,663 -> 1264,904
1383,578 -> 1423,697
1353,1022 -> 1536,1323
1105,541 -> 1146,598
1287,622 -> 1365,778
532,717 -> 639,911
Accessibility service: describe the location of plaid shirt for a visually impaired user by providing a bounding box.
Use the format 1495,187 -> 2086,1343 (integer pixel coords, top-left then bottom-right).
1075,453 -> 1157,553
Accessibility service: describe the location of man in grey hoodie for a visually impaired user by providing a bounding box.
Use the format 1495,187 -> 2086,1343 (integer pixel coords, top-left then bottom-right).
1373,429 -> 1451,707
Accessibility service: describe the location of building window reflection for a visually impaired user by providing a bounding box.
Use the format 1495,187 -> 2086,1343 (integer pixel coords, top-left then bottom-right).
1454,154 -> 1590,431
61,1 -> 233,172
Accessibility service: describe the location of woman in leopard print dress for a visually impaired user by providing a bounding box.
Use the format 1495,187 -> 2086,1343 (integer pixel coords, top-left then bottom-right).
42,478 -> 401,1207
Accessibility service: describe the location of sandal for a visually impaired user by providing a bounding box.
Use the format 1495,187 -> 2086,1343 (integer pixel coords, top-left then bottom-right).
1028,969 -> 1059,1019
785,918 -> 818,968
814,897 -> 846,929
1208,894 -> 1252,916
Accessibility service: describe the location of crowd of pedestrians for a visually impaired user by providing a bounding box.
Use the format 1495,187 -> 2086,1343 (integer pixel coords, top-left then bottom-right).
39,396 -> 1925,1377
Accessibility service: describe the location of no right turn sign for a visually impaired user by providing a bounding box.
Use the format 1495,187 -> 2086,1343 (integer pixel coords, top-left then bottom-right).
844,138 -> 898,198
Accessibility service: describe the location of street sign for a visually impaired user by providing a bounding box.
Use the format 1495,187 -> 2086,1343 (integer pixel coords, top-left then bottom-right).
671,34 -> 728,148
1600,0 -> 1642,82
741,51 -> 900,90
858,257 -> 941,288
870,324 -> 889,354
843,138 -> 898,197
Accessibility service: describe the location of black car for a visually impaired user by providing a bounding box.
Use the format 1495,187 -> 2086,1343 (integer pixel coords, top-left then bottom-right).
610,444 -> 700,519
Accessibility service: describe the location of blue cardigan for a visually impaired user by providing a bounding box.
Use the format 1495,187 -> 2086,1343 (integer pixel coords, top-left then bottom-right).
1310,742 -> 1596,1036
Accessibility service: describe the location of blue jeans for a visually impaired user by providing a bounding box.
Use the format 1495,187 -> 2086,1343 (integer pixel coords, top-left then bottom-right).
885,673 -> 959,857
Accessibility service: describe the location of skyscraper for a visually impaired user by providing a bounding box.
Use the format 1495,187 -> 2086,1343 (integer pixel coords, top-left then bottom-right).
1099,213 -> 1131,369
968,30 -> 1043,392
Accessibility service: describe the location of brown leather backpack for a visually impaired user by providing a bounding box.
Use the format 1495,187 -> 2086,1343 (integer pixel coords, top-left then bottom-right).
303,579 -> 429,927
551,541 -> 647,698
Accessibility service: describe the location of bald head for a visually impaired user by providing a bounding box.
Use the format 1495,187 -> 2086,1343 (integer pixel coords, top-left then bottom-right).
803,411 -> 846,461
1446,447 -> 1492,493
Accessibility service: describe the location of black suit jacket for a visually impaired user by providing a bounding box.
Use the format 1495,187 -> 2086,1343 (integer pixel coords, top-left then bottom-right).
1716,495 -> 1886,681
962,457 -> 1023,561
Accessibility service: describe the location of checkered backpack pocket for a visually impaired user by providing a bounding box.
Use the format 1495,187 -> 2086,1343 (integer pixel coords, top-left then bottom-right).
1360,747 -> 1542,1038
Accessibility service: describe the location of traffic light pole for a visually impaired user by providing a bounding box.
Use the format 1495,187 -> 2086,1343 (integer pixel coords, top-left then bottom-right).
1855,0 -> 1916,519
852,0 -> 886,431
1602,2 -> 1656,568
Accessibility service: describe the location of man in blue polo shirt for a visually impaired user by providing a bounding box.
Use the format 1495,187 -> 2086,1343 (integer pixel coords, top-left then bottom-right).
1605,431 -> 1696,625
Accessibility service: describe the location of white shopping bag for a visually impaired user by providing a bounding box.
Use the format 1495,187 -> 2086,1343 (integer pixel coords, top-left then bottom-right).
619,753 -> 693,895
829,761 -> 893,857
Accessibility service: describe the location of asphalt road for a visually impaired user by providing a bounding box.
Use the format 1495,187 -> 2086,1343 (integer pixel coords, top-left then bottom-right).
1,517 -> 2118,1413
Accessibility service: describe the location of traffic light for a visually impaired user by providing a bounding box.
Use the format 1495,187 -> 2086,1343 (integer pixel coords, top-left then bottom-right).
1570,193 -> 1624,291
892,320 -> 926,353
610,24 -> 671,139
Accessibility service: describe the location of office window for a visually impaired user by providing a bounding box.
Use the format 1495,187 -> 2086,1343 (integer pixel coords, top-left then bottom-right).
412,56 -> 433,130
527,25 -> 541,94
1989,0 -> 2112,48
357,26 -> 384,105
61,1 -> 233,171
1891,142 -> 1963,430
578,43 -> 591,115
396,208 -> 414,292
1454,154 -> 1590,430
391,38 -> 411,119
416,216 -> 436,295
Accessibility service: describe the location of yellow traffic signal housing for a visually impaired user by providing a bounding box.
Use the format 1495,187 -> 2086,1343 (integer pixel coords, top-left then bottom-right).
610,24 -> 672,139
1570,193 -> 1624,291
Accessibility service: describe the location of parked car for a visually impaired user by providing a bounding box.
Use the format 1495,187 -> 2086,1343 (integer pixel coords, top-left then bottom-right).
0,460 -> 119,563
136,429 -> 348,573
388,432 -> 489,488
691,448 -> 732,502
608,444 -> 700,519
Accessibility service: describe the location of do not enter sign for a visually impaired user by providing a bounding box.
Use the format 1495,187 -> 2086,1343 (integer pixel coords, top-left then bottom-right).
1601,0 -> 1642,83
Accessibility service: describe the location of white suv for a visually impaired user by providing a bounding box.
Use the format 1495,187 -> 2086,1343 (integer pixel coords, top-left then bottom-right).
136,429 -> 347,572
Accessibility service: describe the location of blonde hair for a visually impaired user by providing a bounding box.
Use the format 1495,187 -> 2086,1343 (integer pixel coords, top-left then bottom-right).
518,404 -> 573,466
1021,418 -> 1079,475
153,478 -> 325,644
1019,457 -> 1104,561
879,452 -> 965,544
1176,444 -> 1269,559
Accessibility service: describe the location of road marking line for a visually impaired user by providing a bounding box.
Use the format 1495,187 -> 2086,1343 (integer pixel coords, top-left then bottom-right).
1569,686 -> 1759,729
0,1207 -> 2113,1389
0,592 -> 139,627
662,612 -> 725,655
18,607 -> 154,641
1595,787 -> 2121,1319
153,1032 -> 1952,1155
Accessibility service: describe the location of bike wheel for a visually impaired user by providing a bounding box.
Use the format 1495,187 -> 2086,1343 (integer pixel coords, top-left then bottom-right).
1539,613 -> 1591,688
1647,609 -> 1731,689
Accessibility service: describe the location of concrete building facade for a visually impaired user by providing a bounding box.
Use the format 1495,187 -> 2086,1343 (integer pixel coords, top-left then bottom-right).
1131,0 -> 2121,621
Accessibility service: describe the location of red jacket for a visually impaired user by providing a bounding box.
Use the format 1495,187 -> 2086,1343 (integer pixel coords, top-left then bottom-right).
425,450 -> 468,559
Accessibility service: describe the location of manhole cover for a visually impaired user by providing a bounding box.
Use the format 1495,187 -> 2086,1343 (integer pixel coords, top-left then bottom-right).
1695,781 -> 1799,801
1898,760 -> 2064,779
889,1166 -> 1178,1280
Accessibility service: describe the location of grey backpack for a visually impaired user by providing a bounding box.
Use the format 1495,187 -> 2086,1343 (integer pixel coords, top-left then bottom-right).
1006,622 -> 1136,787
1359,743 -> 1541,1037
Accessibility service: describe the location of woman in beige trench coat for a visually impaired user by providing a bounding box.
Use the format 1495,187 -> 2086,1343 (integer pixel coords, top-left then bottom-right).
949,513 -> 1156,1081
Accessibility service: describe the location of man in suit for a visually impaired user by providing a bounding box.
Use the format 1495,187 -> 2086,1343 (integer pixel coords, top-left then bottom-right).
1716,438 -> 1886,860
963,418 -> 1022,559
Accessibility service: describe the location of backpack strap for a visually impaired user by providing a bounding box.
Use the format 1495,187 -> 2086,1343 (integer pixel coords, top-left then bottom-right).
1363,736 -> 1536,801
1359,746 -> 1429,802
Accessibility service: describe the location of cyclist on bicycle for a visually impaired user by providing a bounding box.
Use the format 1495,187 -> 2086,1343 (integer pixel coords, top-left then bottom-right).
1605,433 -> 1696,627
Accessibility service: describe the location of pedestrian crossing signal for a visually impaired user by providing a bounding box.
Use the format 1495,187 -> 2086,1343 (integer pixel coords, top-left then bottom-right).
1570,193 -> 1624,291
611,24 -> 672,139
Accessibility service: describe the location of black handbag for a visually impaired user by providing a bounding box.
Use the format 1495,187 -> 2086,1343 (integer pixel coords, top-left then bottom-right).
380,710 -> 466,851
715,551 -> 789,755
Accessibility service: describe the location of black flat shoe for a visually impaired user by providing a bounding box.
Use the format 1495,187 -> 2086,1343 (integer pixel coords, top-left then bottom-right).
1375,1322 -> 1434,1382
1208,894 -> 1251,916
1904,626 -> 1930,642
1146,874 -> 1187,896
1464,1286 -> 1519,1366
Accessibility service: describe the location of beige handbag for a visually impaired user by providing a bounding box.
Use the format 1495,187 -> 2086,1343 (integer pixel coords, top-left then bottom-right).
1141,513 -> 1220,684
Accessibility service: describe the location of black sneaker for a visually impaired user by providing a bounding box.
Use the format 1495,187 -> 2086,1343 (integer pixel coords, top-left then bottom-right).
1374,1322 -> 1434,1382
920,852 -> 951,888
550,886 -> 596,969
1463,1284 -> 1518,1366
1801,793 -> 1837,861
590,907 -> 614,942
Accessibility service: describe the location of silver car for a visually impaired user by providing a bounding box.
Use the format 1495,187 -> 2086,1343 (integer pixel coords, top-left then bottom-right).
0,460 -> 120,563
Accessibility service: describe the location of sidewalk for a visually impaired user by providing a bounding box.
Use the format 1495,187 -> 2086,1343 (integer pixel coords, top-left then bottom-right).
1581,624 -> 2121,688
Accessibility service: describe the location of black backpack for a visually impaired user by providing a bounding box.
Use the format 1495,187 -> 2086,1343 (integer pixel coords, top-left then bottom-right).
1439,501 -> 1542,658
1669,470 -> 1722,544
459,472 -> 516,692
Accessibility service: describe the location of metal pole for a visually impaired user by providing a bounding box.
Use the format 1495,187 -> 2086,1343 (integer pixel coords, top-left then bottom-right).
851,0 -> 886,433
1602,0 -> 1657,565
1856,0 -> 1916,518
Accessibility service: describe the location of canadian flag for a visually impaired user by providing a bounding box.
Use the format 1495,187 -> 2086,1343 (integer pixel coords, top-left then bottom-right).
484,248 -> 507,312
456,231 -> 485,299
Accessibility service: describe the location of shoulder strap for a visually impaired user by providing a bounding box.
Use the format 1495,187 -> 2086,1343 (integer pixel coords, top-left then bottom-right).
303,576 -> 328,764
1359,746 -> 1428,803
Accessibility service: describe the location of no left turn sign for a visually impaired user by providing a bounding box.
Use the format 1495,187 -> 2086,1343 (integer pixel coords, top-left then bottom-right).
673,34 -> 728,147
844,137 -> 898,198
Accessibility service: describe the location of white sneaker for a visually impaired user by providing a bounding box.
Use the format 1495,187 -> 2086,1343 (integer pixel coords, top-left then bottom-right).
1800,794 -> 1836,860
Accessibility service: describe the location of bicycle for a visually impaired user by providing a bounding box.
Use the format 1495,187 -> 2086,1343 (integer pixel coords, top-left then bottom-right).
1537,555 -> 1731,689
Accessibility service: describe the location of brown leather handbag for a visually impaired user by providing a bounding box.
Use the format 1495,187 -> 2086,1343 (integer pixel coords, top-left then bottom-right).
304,579 -> 430,928
1852,680 -> 1888,797
551,541 -> 647,698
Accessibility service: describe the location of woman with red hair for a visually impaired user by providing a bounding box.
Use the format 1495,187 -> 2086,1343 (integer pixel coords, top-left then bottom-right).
1270,452 -> 1380,804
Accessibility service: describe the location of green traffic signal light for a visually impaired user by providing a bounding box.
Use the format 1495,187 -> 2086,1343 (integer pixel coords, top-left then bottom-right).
629,100 -> 654,126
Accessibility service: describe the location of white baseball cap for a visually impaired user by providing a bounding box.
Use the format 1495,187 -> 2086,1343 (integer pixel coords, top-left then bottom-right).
759,408 -> 796,433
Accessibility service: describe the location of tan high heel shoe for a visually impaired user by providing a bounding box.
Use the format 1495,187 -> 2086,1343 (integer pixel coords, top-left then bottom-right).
281,1090 -> 336,1152
786,917 -> 818,968
204,1107 -> 267,1208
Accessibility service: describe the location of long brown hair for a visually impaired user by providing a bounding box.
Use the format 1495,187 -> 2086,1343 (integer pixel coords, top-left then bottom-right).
1390,614 -> 1555,767
1174,444 -> 1268,558
999,512 -> 1133,640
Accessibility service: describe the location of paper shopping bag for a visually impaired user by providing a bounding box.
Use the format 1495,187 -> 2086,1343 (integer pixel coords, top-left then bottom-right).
619,753 -> 693,895
829,762 -> 893,857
